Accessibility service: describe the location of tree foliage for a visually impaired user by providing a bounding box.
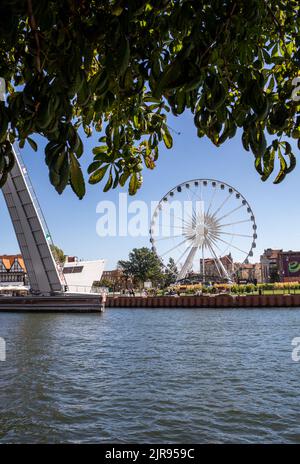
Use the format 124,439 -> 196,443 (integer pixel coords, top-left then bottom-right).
0,0 -> 299,198
50,244 -> 66,266
118,247 -> 163,286
163,257 -> 178,287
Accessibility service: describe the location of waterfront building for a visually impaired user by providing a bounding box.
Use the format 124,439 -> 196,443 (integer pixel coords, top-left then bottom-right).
65,256 -> 78,263
63,258 -> 106,293
278,251 -> 300,282
199,254 -> 234,281
101,268 -> 132,290
0,254 -> 27,286
260,248 -> 282,283
260,249 -> 300,283
234,262 -> 262,283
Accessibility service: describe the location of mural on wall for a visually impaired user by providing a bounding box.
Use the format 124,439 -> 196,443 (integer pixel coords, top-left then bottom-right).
282,254 -> 300,277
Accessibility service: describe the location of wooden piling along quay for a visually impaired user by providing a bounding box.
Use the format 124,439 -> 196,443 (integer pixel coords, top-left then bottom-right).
107,294 -> 300,308
0,294 -> 104,312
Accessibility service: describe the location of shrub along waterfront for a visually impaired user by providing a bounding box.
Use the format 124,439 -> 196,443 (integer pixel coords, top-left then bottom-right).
152,282 -> 300,296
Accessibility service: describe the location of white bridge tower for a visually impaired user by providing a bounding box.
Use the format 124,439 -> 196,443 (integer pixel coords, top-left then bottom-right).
1,145 -> 64,295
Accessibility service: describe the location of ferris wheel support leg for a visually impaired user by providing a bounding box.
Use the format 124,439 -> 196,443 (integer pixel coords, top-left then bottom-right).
177,245 -> 198,281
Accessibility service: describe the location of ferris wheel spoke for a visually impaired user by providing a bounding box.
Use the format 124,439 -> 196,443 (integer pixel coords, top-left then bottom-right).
206,234 -> 223,253
211,193 -> 231,217
216,203 -> 244,222
169,211 -> 195,227
185,186 -> 195,204
218,231 -> 253,238
198,182 -> 203,201
175,244 -> 192,267
160,236 -> 192,258
188,190 -> 204,220
207,235 -> 231,267
183,207 -> 197,225
154,234 -> 184,242
169,188 -> 198,225
189,182 -> 204,203
214,236 -> 249,255
189,187 -> 202,202
187,189 -> 197,221
157,224 -> 186,230
220,219 -> 252,227
206,186 -> 218,216
158,212 -> 192,229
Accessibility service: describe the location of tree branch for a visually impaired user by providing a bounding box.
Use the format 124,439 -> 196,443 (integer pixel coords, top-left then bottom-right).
27,0 -> 41,73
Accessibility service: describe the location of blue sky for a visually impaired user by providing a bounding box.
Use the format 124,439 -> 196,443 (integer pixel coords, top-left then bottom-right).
0,111 -> 299,269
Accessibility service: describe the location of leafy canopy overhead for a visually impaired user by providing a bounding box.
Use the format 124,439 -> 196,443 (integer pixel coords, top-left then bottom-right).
0,0 -> 299,198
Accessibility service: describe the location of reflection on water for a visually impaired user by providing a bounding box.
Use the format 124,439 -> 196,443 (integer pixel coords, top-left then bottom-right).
0,308 -> 300,443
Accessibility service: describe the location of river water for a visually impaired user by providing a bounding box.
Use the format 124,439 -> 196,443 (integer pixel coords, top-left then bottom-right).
0,308 -> 300,443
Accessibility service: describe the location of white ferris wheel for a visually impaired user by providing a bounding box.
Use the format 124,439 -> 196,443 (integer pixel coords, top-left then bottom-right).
150,179 -> 257,283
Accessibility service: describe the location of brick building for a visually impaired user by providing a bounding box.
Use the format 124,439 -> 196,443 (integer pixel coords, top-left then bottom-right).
235,262 -> 262,283
101,269 -> 132,290
199,254 -> 234,281
260,249 -> 282,283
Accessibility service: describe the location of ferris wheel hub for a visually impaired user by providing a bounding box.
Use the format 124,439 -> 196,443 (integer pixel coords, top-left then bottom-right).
183,212 -> 221,249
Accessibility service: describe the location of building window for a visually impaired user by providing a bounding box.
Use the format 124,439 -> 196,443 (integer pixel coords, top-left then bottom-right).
11,261 -> 23,272
63,266 -> 84,274
0,261 -> 7,272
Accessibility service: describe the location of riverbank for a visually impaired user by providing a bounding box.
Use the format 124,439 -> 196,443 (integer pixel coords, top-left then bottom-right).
107,293 -> 300,308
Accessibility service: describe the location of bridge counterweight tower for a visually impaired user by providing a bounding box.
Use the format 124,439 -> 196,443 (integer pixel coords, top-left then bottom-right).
1,145 -> 63,295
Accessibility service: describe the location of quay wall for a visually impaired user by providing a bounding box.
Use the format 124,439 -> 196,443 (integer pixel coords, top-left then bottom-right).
107,294 -> 300,308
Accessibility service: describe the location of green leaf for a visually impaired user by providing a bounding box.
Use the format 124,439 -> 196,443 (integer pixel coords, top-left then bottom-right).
161,126 -> 173,149
87,160 -> 102,174
117,38 -> 130,75
27,137 -> 38,152
94,153 -> 111,163
92,146 -> 108,155
129,172 -> 138,195
88,164 -> 109,184
282,142 -> 296,174
103,168 -> 113,192
75,135 -> 84,157
154,59 -> 185,96
69,152 -> 85,199
261,147 -> 275,181
55,152 -> 70,194
119,170 -> 131,187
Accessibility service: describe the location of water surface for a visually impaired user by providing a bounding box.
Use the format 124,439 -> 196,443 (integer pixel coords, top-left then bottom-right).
0,308 -> 300,443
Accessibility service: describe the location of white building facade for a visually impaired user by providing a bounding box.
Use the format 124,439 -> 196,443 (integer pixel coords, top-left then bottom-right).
63,259 -> 106,293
